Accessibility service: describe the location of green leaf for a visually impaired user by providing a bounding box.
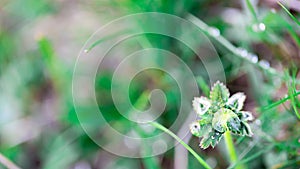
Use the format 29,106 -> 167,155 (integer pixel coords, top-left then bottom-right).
192,96 -> 211,116
245,0 -> 258,21
210,130 -> 224,148
199,130 -> 223,149
199,135 -> 211,149
189,121 -> 201,137
227,92 -> 246,111
238,111 -> 254,121
277,1 -> 300,26
199,124 -> 213,138
190,119 -> 212,138
210,81 -> 230,107
241,121 -> 253,136
212,108 -> 236,133
227,115 -> 242,134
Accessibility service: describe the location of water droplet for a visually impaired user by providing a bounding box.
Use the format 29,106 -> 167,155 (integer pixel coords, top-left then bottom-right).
236,47 -> 248,58
252,23 -> 266,32
84,49 -> 89,53
211,136 -> 215,139
248,53 -> 258,63
259,59 -> 270,68
208,27 -> 220,37
255,119 -> 261,126
216,132 -> 219,135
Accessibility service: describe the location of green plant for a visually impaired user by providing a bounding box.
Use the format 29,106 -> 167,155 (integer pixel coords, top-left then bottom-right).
190,81 -> 253,149
150,122 -> 212,169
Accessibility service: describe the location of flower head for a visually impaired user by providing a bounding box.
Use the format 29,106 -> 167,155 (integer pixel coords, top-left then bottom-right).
190,81 -> 254,149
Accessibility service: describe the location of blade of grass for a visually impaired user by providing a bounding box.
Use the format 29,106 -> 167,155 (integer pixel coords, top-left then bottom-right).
196,76 -> 210,97
245,0 -> 258,21
277,1 -> 300,26
129,92 -> 161,169
271,157 -> 300,169
286,28 -> 300,47
84,30 -> 131,53
187,14 -> 277,76
149,122 -> 212,169
287,69 -> 300,119
0,152 -> 21,169
259,91 -> 300,112
228,144 -> 274,169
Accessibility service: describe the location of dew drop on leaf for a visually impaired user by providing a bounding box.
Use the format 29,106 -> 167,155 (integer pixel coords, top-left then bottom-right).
236,47 -> 248,58
259,59 -> 270,68
208,27 -> 220,37
252,23 -> 266,32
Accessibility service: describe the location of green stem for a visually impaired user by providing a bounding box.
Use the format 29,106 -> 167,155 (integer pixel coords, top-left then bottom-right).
259,91 -> 300,112
224,131 -> 244,169
149,122 -> 212,169
277,1 -> 300,26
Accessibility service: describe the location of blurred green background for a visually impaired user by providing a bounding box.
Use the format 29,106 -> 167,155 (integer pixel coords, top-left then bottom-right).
0,0 -> 300,169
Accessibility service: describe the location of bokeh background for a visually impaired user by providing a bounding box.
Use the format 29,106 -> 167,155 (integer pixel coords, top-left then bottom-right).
0,0 -> 300,169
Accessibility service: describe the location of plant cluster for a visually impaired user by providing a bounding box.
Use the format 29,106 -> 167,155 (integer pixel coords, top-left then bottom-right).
190,81 -> 254,149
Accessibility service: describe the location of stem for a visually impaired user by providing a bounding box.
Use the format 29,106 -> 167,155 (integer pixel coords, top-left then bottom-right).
259,91 -> 300,112
0,153 -> 21,169
149,122 -> 212,169
277,1 -> 300,26
224,131 -> 243,169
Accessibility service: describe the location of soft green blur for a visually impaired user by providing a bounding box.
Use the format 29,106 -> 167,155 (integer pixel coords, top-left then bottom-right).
0,0 -> 299,169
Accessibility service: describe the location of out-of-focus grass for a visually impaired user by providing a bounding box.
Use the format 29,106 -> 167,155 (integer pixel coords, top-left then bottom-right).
0,0 -> 299,169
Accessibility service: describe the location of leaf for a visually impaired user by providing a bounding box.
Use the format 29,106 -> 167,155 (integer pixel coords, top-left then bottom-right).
227,115 -> 242,134
199,130 -> 223,149
210,130 -> 224,148
277,1 -> 300,26
210,81 -> 230,107
241,121 -> 253,136
192,96 -> 211,116
239,111 -> 254,121
199,135 -> 211,149
190,121 -> 201,137
245,0 -> 258,21
212,108 -> 236,133
190,119 -> 212,138
227,92 -> 246,111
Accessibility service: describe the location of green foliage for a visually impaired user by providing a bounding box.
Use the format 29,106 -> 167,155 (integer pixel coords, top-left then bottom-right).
190,81 -> 253,149
1,0 -> 300,168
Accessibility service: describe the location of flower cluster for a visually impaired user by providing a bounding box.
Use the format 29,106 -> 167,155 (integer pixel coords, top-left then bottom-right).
190,81 -> 254,149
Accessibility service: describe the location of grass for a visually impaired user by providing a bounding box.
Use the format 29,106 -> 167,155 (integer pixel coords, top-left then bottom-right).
0,152 -> 21,169
277,1 -> 300,26
1,0 -> 300,168
149,122 -> 212,169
